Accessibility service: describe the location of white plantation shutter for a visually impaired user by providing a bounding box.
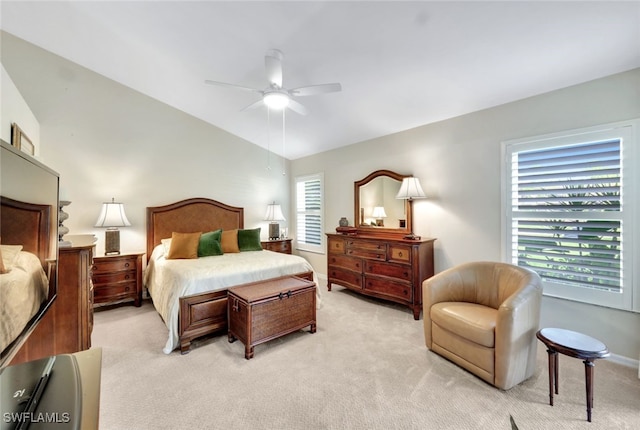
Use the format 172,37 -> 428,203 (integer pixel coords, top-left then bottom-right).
503,122 -> 636,310
295,173 -> 324,253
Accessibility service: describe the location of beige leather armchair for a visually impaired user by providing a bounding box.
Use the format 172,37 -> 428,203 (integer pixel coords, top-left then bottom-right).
422,261 -> 543,390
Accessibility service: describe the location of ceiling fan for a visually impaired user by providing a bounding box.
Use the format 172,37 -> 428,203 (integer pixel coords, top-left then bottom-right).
204,49 -> 341,115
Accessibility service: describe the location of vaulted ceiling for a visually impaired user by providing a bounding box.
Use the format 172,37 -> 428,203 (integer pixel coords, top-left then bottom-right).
1,1 -> 639,159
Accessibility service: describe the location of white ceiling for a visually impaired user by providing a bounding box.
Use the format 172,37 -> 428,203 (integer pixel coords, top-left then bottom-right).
1,1 -> 639,159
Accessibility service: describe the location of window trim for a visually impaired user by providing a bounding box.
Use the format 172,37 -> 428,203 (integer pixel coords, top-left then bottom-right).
294,172 -> 325,254
501,120 -> 637,311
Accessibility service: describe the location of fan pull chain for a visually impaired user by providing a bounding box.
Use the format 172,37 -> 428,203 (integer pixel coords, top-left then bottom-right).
266,107 -> 272,171
282,110 -> 286,176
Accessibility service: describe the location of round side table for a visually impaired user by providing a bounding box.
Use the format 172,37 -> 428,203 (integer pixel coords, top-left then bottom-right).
536,328 -> 609,422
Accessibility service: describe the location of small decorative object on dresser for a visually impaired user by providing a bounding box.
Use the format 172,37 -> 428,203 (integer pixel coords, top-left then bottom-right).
58,200 -> 72,247
91,252 -> 144,307
261,238 -> 292,254
339,217 -> 349,227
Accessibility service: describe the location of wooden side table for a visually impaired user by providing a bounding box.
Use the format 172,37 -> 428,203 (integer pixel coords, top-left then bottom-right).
261,238 -> 292,254
92,252 -> 144,307
536,328 -> 610,422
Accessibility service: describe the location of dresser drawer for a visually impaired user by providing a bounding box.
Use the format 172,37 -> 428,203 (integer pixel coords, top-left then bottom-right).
328,267 -> 362,289
92,270 -> 136,285
94,282 -> 137,303
328,254 -> 363,272
346,239 -> 386,252
92,258 -> 135,273
364,261 -> 411,282
328,237 -> 346,254
389,244 -> 412,263
364,276 -> 411,301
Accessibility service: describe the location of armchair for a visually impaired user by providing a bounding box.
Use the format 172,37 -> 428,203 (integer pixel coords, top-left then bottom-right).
422,261 -> 542,390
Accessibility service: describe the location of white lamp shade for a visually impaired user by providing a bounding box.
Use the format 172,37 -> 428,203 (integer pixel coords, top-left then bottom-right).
264,203 -> 286,221
396,177 -> 426,200
372,206 -> 387,218
94,200 -> 131,228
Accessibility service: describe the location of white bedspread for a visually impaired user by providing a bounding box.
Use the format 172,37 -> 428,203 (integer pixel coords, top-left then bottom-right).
0,251 -> 49,352
145,246 -> 317,354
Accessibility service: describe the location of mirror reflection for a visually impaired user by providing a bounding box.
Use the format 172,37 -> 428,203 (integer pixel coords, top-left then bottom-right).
355,170 -> 412,237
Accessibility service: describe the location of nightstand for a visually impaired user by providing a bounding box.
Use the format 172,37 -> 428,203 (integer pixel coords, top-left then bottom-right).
91,252 -> 144,307
261,238 -> 292,254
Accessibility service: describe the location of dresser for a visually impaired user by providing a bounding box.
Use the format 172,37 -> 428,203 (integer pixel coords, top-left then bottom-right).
91,252 -> 144,307
326,233 -> 435,319
10,244 -> 94,365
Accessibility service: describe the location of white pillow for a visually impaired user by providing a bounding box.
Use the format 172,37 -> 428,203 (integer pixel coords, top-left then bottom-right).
1,244 -> 23,271
160,239 -> 171,256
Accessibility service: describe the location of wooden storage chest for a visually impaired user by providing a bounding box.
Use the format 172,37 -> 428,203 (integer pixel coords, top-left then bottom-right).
227,276 -> 316,359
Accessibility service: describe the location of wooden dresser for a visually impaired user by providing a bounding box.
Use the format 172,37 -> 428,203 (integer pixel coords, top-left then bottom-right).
261,238 -> 292,254
10,244 -> 94,365
326,233 -> 435,320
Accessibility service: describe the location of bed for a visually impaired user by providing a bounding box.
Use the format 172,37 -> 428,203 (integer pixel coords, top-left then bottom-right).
145,198 -> 315,354
0,196 -> 52,353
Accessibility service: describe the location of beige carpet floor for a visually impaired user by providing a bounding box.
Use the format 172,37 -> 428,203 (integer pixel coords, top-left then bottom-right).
92,286 -> 640,430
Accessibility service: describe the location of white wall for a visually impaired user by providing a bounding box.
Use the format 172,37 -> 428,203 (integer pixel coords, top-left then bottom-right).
2,34 -> 290,258
291,68 -> 640,363
0,65 -> 39,152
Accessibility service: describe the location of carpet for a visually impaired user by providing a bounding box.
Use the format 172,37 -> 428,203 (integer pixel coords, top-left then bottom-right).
92,286 -> 640,429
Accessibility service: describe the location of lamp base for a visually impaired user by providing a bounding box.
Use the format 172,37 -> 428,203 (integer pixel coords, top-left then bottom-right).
268,222 -> 280,241
105,228 -> 121,255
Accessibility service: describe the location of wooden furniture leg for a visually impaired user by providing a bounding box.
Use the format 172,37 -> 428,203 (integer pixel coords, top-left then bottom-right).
584,359 -> 595,423
546,348 -> 557,406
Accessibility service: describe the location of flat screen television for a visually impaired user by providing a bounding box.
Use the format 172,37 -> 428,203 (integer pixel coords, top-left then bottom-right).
0,139 -> 59,370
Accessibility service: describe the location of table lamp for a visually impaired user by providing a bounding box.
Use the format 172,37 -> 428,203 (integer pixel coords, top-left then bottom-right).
264,202 -> 286,240
396,177 -> 426,239
95,198 -> 131,255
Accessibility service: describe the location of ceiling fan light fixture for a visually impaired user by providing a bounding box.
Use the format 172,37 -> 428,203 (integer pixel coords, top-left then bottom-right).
263,91 -> 290,110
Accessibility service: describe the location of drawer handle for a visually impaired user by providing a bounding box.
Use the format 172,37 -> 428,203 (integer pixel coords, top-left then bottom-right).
278,290 -> 292,300
124,263 -> 130,268
125,287 -> 130,292
232,297 -> 240,312
125,275 -> 131,280
398,251 -> 403,257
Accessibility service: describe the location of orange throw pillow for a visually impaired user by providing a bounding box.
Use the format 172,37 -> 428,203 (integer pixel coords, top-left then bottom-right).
166,232 -> 201,259
221,229 -> 240,253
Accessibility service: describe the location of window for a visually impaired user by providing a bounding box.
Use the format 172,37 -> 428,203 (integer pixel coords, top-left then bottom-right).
502,121 -> 637,310
295,173 -> 324,253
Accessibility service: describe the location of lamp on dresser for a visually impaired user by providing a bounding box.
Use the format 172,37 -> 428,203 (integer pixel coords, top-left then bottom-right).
264,202 -> 286,240
396,177 -> 426,240
94,198 -> 131,255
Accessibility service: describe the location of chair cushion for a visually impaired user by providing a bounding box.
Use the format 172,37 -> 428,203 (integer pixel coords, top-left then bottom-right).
430,302 -> 497,348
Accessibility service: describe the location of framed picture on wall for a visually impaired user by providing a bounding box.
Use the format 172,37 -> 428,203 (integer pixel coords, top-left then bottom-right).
11,123 -> 35,156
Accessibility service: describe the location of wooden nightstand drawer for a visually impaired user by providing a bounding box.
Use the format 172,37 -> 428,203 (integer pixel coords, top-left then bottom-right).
91,253 -> 143,307
261,238 -> 292,255
93,271 -> 136,285
92,258 -> 135,273
94,282 -> 137,302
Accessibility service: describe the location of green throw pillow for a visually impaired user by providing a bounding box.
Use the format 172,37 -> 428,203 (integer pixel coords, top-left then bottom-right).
238,228 -> 263,252
198,229 -> 224,257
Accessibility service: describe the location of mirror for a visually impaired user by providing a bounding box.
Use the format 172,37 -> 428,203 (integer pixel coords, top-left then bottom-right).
354,170 -> 412,237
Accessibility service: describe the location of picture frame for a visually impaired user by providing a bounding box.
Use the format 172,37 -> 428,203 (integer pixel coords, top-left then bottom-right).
11,123 -> 35,156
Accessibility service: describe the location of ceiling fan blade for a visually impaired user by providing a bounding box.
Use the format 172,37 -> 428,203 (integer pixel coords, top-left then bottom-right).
204,80 -> 261,93
240,99 -> 265,112
290,83 -> 342,96
287,99 -> 308,115
265,49 -> 283,88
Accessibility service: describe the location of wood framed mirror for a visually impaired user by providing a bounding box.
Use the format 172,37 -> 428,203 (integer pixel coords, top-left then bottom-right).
354,170 -> 412,238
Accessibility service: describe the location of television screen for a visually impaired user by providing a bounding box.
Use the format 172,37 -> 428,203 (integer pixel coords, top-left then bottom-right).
0,140 -> 59,370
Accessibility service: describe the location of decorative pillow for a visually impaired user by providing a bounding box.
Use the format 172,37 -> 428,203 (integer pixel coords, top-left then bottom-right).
160,238 -> 172,256
221,229 -> 240,253
1,244 -> 23,272
198,229 -> 223,257
238,228 -> 263,252
166,232 -> 201,259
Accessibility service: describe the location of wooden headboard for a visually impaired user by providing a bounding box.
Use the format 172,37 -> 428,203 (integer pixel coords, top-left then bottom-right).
0,196 -> 51,267
146,197 -> 244,261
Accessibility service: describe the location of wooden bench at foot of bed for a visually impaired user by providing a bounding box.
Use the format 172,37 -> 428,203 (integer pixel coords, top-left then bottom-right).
178,270 -> 314,354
